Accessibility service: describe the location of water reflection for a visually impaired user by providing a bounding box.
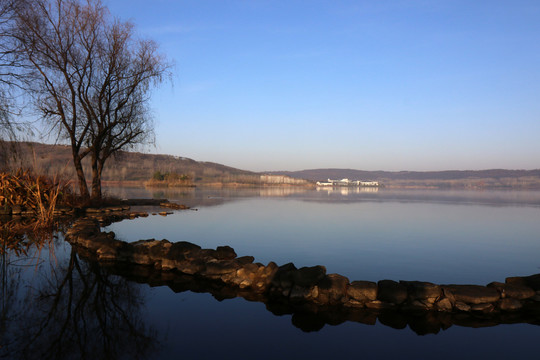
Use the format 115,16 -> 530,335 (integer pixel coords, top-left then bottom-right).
70,216 -> 540,337
0,223 -> 158,360
78,248 -> 540,336
104,186 -> 540,209
3,195 -> 540,358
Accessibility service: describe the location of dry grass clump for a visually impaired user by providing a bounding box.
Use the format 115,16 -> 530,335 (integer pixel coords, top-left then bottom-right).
0,169 -> 72,226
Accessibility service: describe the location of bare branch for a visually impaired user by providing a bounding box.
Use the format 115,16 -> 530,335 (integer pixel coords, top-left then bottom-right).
8,0 -> 171,199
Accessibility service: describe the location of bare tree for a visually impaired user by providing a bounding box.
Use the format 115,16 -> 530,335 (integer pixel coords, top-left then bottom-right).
82,19 -> 164,199
11,0 -> 169,200
0,0 -> 32,166
0,0 -> 17,138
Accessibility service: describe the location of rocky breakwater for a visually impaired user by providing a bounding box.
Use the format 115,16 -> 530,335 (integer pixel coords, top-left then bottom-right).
65,218 -> 540,333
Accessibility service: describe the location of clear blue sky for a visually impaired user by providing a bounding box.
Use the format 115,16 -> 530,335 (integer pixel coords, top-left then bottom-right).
104,0 -> 540,172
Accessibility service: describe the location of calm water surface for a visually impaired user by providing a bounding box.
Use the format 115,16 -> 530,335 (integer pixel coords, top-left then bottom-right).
3,187 -> 540,359
106,187 -> 540,284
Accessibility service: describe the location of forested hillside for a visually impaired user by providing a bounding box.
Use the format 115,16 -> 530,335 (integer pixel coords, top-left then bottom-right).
9,142 -> 261,185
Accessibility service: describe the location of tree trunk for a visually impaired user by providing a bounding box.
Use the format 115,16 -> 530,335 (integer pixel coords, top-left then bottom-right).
72,148 -> 90,200
90,153 -> 102,201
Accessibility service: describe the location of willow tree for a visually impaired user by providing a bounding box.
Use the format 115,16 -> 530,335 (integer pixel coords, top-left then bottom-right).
11,0 -> 169,200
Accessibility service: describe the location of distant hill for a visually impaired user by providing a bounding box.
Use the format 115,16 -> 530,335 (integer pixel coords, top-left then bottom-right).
6,142 -> 540,189
8,142 -> 261,185
268,168 -> 540,189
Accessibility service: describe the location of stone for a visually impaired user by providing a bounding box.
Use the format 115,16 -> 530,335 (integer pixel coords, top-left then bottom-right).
130,252 -> 153,265
435,298 -> 453,312
167,241 -> 202,258
401,281 -> 442,300
263,262 -> 278,277
149,241 -> 172,259
344,299 -> 365,308
498,298 -> 523,311
317,274 -> 350,304
289,285 -> 318,302
470,303 -> 494,313
204,260 -> 241,275
175,259 -> 206,275
505,285 -> 536,299
215,246 -> 237,260
442,285 -> 500,304
291,266 -> 327,288
455,302 -> 471,312
236,256 -> 254,265
377,280 -> 408,304
96,247 -> 118,261
239,280 -> 253,288
441,287 -> 455,305
365,300 -> 391,309
506,274 -> 540,291
347,281 -> 377,302
271,262 -> 297,289
403,300 -> 430,311
487,282 -> 535,300
235,263 -> 259,281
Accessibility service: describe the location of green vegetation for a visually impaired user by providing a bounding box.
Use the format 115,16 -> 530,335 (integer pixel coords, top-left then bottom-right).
147,171 -> 194,187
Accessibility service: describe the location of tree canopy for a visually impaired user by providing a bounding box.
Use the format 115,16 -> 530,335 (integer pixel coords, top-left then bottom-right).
2,0 -> 170,199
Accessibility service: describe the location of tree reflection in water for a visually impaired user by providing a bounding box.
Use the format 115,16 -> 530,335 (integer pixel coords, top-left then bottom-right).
0,219 -> 159,360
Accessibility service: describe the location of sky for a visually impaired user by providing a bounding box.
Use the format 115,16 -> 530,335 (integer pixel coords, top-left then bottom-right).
102,0 -> 540,172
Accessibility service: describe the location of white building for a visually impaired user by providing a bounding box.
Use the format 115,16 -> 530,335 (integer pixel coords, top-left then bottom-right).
316,178 -> 379,187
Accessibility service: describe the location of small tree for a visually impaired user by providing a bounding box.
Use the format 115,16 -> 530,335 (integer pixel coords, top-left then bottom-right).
152,170 -> 164,181
11,0 -> 170,200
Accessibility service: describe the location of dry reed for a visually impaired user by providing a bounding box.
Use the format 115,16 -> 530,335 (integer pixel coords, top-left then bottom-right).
0,169 -> 72,227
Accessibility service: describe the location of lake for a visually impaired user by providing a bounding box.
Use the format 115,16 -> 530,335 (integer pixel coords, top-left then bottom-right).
2,187 -> 540,359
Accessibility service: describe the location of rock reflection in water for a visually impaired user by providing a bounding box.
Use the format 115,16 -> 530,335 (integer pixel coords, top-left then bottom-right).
73,236 -> 540,337
125,264 -> 540,334
0,222 -> 158,360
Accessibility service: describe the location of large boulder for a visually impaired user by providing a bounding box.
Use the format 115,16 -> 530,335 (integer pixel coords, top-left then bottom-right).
487,282 -> 535,300
215,246 -> 237,260
347,281 -> 377,302
442,285 -> 500,305
498,298 -> 523,311
291,266 -> 327,288
167,241 -> 202,259
316,274 -> 350,304
505,274 -> 540,291
204,260 -> 241,276
377,280 -> 408,305
401,281 -> 442,301
435,298 -> 453,312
